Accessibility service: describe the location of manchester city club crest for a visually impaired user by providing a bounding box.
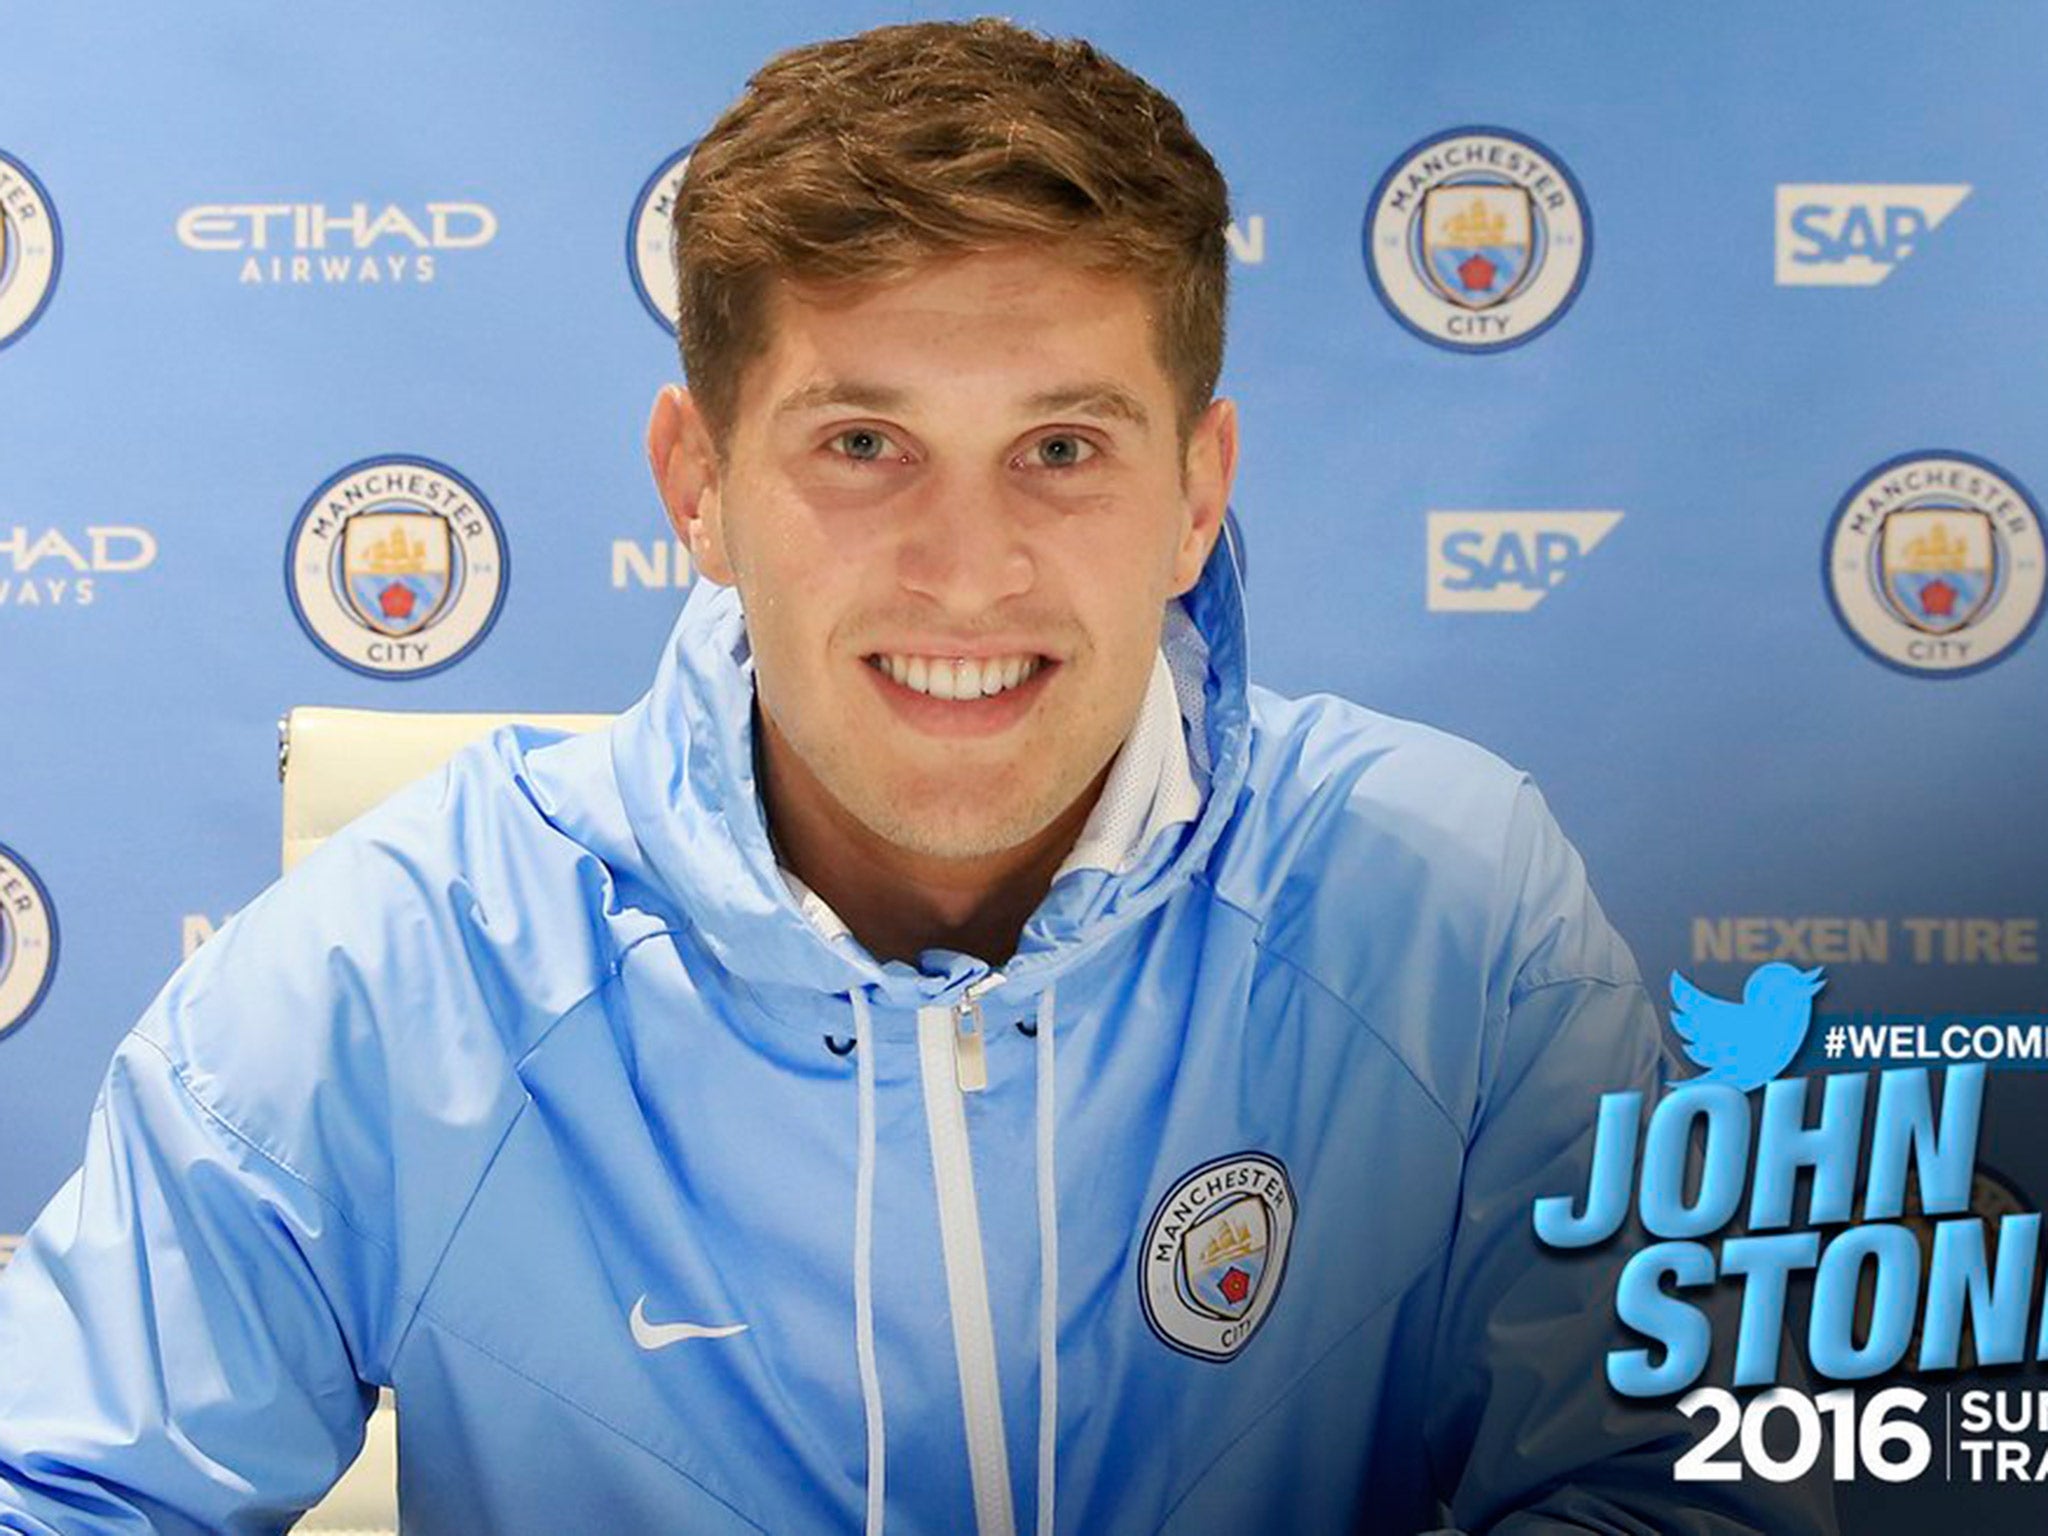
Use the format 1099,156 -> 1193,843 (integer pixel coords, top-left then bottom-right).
627,145 -> 694,333
1877,508 -> 1994,635
342,511 -> 454,637
1364,127 -> 1590,353
0,842 -> 59,1042
1825,451 -> 2045,677
0,150 -> 62,352
286,456 -> 508,678
1140,1152 -> 1296,1362
1421,183 -> 1532,308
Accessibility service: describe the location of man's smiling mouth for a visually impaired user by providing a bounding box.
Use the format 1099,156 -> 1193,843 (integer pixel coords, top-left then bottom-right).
864,653 -> 1049,700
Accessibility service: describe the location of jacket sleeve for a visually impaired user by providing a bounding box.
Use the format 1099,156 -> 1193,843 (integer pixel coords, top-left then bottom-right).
1421,784 -> 1836,1535
0,1023 -> 384,1534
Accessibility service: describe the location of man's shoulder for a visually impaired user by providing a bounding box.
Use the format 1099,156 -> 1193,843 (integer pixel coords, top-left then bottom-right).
81,724 -> 651,1306
272,720 -> 626,971
1217,682 -> 1635,986
144,724 -> 647,1122
1230,684 -> 1532,886
1206,686 -> 1641,1133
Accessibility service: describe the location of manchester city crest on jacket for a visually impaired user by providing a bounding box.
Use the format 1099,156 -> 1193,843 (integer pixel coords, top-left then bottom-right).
1140,1152 -> 1296,1361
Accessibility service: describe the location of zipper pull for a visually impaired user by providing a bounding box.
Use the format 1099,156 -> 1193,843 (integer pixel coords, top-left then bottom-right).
953,995 -> 990,1093
949,973 -> 1005,1095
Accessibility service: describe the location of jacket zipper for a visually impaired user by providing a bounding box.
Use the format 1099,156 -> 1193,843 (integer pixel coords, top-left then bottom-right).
916,980 -> 1016,1536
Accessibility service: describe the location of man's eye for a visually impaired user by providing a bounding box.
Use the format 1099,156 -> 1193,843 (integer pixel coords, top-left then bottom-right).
1032,434 -> 1095,469
830,428 -> 896,463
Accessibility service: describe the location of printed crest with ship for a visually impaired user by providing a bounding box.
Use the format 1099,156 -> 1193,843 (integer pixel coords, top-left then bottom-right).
1180,1197 -> 1273,1321
340,511 -> 456,637
1877,507 -> 1996,635
1420,185 -> 1535,308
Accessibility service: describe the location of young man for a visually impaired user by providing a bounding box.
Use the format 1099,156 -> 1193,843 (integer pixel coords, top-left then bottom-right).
0,21 -> 1825,1536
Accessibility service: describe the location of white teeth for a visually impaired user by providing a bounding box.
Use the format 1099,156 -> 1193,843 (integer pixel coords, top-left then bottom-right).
871,653 -> 1043,700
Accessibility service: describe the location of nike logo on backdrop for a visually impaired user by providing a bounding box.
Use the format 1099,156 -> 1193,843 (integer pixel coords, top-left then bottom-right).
629,1295 -> 750,1350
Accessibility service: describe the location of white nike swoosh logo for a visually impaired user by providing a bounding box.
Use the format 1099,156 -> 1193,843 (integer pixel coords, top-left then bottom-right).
630,1295 -> 750,1350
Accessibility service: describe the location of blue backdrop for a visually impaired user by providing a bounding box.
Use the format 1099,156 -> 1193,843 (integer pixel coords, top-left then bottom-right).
4,4 -> 2044,1527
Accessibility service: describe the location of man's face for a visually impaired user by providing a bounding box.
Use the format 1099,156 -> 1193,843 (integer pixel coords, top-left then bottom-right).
652,246 -> 1235,863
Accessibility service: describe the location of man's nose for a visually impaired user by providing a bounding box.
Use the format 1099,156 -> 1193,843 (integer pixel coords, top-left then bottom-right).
893,469 -> 1037,612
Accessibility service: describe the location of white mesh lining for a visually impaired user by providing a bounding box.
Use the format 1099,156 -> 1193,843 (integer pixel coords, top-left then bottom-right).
1160,598 -> 1211,784
1053,646 -> 1200,880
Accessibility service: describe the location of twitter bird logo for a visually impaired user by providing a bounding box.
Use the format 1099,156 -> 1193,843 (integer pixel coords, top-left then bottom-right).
1670,963 -> 1827,1090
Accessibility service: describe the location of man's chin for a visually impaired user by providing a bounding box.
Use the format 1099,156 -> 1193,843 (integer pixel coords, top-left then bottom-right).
859,806 -> 1058,864
845,773 -> 1090,864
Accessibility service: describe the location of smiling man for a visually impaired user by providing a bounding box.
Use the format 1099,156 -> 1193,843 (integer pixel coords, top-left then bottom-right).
0,19 -> 1827,1536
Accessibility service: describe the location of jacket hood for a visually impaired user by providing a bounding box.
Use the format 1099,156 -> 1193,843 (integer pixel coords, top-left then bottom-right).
609,527 -> 1252,1012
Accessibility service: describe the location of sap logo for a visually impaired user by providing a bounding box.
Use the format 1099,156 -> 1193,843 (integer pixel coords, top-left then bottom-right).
1426,511 -> 1622,612
611,539 -> 693,591
1774,184 -> 1969,286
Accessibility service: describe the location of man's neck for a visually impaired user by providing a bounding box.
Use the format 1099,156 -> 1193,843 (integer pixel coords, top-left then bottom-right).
756,715 -> 1109,967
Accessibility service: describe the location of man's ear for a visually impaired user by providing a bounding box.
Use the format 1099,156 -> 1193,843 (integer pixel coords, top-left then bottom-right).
646,385 -> 735,586
1171,396 -> 1239,596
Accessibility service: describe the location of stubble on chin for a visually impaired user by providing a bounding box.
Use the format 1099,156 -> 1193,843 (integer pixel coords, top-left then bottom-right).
820,731 -> 1108,863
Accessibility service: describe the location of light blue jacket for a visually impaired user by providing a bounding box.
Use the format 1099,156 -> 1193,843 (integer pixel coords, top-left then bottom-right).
0,542 -> 1828,1534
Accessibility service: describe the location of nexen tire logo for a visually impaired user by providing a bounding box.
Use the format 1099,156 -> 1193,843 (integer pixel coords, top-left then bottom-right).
1774,185 -> 1970,286
1427,511 -> 1622,612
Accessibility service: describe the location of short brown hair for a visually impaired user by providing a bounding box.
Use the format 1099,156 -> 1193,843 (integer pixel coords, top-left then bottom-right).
671,18 -> 1230,444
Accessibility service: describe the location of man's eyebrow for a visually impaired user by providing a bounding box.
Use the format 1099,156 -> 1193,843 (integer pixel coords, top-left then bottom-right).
771,378 -> 1152,430
1024,384 -> 1151,429
773,380 -> 910,416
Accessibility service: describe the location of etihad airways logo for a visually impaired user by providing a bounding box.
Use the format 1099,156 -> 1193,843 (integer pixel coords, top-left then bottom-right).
1774,185 -> 1970,286
1,524 -> 157,607
176,201 -> 498,286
